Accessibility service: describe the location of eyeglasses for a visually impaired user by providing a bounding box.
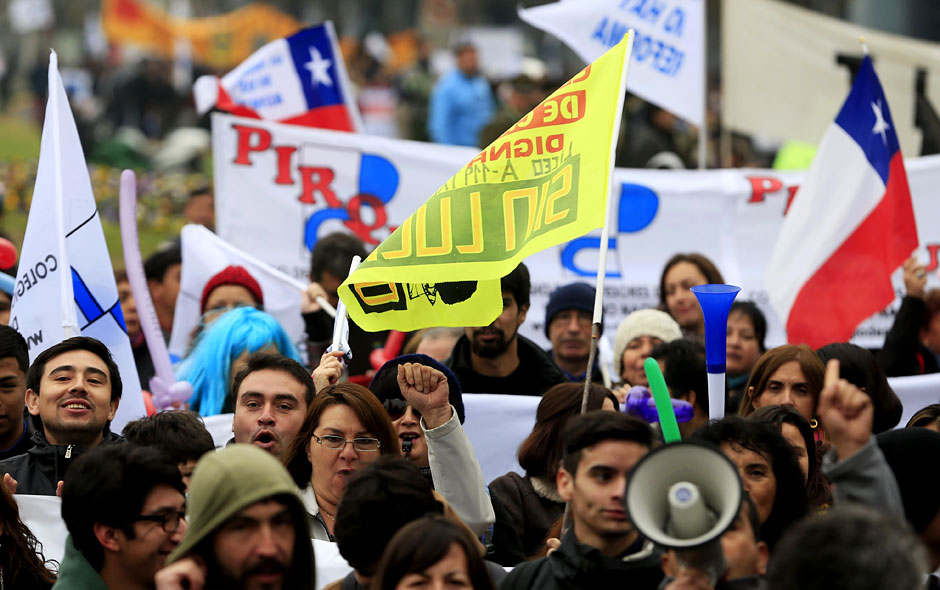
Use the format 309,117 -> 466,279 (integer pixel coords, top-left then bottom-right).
312,434 -> 381,452
134,509 -> 187,533
382,399 -> 421,421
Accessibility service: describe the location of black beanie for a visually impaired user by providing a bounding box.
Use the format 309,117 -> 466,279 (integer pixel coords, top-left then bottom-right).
876,428 -> 940,533
544,282 -> 599,338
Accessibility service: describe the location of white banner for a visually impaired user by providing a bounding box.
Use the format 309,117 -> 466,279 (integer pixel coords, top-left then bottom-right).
519,0 -> 704,125
215,114 -> 940,350
722,0 -> 940,155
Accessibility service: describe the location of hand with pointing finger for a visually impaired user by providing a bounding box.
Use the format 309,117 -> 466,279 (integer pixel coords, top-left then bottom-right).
816,359 -> 873,461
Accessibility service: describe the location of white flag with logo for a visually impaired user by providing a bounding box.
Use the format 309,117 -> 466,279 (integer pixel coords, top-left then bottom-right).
10,51 -> 145,432
518,0 -> 704,125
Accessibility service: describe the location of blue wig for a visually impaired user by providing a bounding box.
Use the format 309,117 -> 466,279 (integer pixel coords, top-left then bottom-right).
176,306 -> 301,416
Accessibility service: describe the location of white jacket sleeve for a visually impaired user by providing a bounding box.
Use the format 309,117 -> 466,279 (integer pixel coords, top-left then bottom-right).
423,406 -> 495,535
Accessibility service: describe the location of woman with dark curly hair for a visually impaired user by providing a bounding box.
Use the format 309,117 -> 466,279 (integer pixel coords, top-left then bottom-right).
0,482 -> 57,589
693,416 -> 809,550
750,405 -> 832,510
371,515 -> 495,590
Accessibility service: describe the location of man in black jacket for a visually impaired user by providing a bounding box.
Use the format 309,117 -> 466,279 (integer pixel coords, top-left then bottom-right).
0,336 -> 124,495
447,263 -> 566,396
500,411 -> 662,590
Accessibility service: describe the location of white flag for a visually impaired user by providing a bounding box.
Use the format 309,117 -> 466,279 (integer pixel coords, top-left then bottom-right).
168,225 -> 308,361
519,0 -> 704,126
10,51 -> 145,431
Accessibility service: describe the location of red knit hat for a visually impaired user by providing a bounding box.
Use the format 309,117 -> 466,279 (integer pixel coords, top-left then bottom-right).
200,265 -> 264,313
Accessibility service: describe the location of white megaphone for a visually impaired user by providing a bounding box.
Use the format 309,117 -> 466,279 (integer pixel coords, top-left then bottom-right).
625,442 -> 742,585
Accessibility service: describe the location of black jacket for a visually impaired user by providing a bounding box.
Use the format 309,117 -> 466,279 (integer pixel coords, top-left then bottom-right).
499,530 -> 664,590
0,429 -> 124,495
0,414 -> 38,462
447,334 -> 566,396
877,296 -> 940,377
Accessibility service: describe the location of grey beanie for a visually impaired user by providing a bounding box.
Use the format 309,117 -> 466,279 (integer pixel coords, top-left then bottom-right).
612,309 -> 682,377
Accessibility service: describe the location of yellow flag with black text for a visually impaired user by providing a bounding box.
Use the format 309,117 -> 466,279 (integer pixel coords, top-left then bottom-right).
339,32 -> 633,332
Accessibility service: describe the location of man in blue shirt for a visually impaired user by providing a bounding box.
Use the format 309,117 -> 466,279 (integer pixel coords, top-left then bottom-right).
428,43 -> 495,147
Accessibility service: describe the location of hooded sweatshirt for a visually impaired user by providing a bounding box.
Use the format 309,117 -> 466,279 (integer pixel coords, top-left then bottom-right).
167,444 -> 316,590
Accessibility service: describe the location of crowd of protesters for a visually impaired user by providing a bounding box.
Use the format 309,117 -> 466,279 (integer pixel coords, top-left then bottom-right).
0,218 -> 936,590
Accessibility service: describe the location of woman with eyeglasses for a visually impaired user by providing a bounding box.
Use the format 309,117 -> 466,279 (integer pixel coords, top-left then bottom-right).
282,383 -> 401,541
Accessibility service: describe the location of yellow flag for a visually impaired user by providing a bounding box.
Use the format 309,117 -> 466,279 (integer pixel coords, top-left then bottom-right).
340,32 -> 634,332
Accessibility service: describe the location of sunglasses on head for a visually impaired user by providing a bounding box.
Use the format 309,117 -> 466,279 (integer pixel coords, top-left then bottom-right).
383,398 -> 420,421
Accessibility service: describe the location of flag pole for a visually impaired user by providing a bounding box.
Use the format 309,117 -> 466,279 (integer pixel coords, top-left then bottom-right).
563,32 -> 637,540
49,50 -> 78,338
580,30 -> 636,414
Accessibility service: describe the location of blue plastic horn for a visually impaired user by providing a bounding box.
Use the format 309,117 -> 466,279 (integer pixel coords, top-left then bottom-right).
691,284 -> 741,420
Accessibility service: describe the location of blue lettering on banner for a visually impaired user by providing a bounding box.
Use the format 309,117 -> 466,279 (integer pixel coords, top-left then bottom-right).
619,0 -> 666,24
12,254 -> 58,303
632,29 -> 684,76
592,17 -> 630,49
663,7 -> 685,37
561,238 -> 621,278
246,94 -> 284,109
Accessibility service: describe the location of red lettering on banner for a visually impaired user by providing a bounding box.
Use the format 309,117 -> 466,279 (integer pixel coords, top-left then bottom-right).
232,124 -> 272,166
746,176 -> 783,204
274,146 -> 297,185
926,243 -> 940,272
344,194 -> 388,245
503,91 -> 586,136
784,185 -> 800,215
470,133 -> 566,166
297,166 -> 341,207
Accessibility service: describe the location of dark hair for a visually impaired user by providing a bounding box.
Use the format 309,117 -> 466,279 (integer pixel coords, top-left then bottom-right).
189,185 -> 211,200
730,301 -> 767,354
123,411 -> 215,465
282,383 -> 401,487
816,343 -> 902,433
143,246 -> 182,283
231,352 -> 317,407
310,232 -> 367,283
518,382 -> 618,481
0,325 -> 29,375
658,253 -> 724,309
749,405 -> 832,509
370,515 -> 494,590
61,444 -> 185,571
561,411 -> 653,476
651,339 -> 708,413
766,505 -> 927,590
906,403 -> 940,429
693,416 -> 809,550
27,336 -> 122,403
738,344 -> 824,419
501,263 -> 531,310
335,458 -> 443,575
0,476 -> 57,585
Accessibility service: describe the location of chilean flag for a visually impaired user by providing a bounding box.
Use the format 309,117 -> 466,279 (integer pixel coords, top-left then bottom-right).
767,55 -> 918,349
194,22 -> 363,132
